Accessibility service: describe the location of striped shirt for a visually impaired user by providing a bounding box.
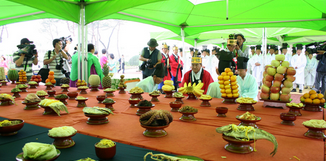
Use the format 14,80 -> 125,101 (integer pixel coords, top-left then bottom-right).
43,50 -> 65,79
13,50 -> 35,77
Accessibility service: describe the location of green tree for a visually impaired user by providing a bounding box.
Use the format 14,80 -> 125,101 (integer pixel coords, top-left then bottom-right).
128,55 -> 139,66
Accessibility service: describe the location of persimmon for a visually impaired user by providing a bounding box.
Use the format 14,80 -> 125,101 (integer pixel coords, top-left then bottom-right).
51,79 -> 56,84
37,75 -> 41,79
45,79 -> 50,83
225,68 -> 231,73
34,79 -> 38,82
49,71 -> 54,75
48,75 -> 54,80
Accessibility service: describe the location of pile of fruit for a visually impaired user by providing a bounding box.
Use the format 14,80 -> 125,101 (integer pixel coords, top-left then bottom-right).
162,80 -> 175,92
102,64 -> 111,89
118,75 -> 127,88
8,69 -> 19,82
30,75 -> 42,83
236,97 -> 257,104
0,67 -> 5,80
77,79 -> 87,86
178,82 -> 204,97
18,69 -> 27,82
45,71 -> 56,84
199,95 -> 212,100
300,90 -> 325,104
218,68 -> 239,98
286,103 -> 304,108
260,55 -> 296,102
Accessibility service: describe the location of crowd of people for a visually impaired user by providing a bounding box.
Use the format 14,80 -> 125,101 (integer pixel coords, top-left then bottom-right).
137,35 -> 326,101
6,38 -> 125,87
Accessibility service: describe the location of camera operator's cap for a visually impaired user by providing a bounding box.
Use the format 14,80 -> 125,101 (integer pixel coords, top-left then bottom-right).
189,47 -> 194,52
237,57 -> 249,69
179,48 -> 182,52
20,38 -> 33,45
191,57 -> 202,64
296,44 -> 303,50
227,34 -> 237,45
256,45 -> 262,50
235,33 -> 246,42
152,63 -> 165,78
172,45 -> 178,51
162,42 -> 168,49
147,38 -> 158,47
250,46 -> 255,50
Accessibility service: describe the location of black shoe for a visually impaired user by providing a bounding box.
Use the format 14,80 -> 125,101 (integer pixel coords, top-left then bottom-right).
291,89 -> 297,92
299,90 -> 302,93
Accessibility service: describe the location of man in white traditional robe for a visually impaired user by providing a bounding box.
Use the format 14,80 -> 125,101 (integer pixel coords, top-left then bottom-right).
247,46 -> 255,74
281,43 -> 292,66
291,44 -> 307,93
136,63 -> 164,93
304,51 -> 317,89
237,57 -> 258,101
251,45 -> 263,88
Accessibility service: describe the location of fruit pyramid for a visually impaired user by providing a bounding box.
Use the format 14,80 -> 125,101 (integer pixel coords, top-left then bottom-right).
77,79 -> 87,86
45,71 -> 56,84
260,55 -> 296,102
300,90 -> 325,104
162,80 -> 175,92
30,75 -> 42,83
118,75 -> 127,88
218,68 -> 239,98
18,69 -> 27,82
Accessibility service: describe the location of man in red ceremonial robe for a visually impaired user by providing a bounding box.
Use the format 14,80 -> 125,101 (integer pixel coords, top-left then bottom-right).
169,46 -> 183,88
158,43 -> 171,93
181,56 -> 214,94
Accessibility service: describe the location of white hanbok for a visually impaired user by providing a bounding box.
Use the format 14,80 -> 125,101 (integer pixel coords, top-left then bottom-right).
250,54 -> 263,85
206,82 -> 221,98
285,53 -> 292,66
291,54 -> 307,89
304,56 -> 318,87
136,76 -> 158,93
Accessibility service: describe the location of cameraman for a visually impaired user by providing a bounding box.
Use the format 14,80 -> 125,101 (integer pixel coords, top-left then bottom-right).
13,38 -> 38,81
313,43 -> 326,94
139,38 -> 162,79
43,39 -> 69,86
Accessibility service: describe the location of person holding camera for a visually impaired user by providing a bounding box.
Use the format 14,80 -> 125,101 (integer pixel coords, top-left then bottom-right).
139,38 -> 162,79
215,34 -> 237,75
313,42 -> 326,94
13,38 -> 38,81
43,39 -> 69,86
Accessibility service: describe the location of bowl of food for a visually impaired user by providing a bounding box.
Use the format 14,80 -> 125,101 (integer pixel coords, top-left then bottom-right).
11,87 -> 22,98
17,142 -> 60,161
129,98 -> 140,108
36,90 -> 48,100
302,119 -> 326,139
102,98 -> 116,111
22,94 -> 41,110
47,90 -> 56,97
96,95 -> 106,103
83,107 -> 113,125
216,107 -> 228,117
236,112 -> 261,128
0,119 -> 24,136
178,106 -> 198,121
67,92 -> 78,100
95,139 -> 116,159
169,102 -> 182,112
55,94 -> 68,105
48,126 -> 77,149
140,110 -> 173,137
280,113 -> 296,126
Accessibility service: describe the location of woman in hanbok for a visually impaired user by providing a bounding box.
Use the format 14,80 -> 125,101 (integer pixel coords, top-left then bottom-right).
108,53 -> 117,73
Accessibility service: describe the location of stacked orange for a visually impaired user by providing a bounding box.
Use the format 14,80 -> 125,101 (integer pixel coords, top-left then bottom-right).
218,68 -> 239,98
45,71 -> 56,84
300,90 -> 325,104
77,79 -> 87,86
18,69 -> 27,82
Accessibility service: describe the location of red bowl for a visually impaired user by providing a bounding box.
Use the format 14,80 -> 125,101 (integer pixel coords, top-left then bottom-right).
95,142 -> 116,159
0,119 -> 24,136
67,92 -> 78,98
169,102 -> 182,108
47,90 -> 56,95
216,107 -> 228,114
280,113 -> 296,121
96,95 -> 106,102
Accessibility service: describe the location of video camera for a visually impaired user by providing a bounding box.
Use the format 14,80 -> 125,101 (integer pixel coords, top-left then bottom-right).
59,35 -> 72,50
17,44 -> 37,58
306,41 -> 326,53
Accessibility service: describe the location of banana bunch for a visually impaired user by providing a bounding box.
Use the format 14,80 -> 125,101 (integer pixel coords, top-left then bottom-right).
178,106 -> 198,113
178,82 -> 204,97
286,103 -> 304,108
218,68 -> 239,98
162,80 -> 175,92
199,95 -> 212,100
39,99 -> 69,116
236,97 -> 257,104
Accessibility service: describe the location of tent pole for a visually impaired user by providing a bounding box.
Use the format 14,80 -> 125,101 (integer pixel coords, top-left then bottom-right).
80,2 -> 86,82
195,38 -> 197,48
181,27 -> 186,76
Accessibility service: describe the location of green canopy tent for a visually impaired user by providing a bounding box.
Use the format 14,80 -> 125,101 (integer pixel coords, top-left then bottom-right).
0,0 -> 163,81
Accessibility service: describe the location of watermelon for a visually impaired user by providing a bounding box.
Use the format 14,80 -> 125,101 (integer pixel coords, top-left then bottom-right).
8,69 -> 19,81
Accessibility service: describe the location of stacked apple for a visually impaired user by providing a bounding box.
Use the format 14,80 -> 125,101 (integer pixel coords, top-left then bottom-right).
260,55 -> 296,102
30,75 -> 42,83
218,68 -> 239,98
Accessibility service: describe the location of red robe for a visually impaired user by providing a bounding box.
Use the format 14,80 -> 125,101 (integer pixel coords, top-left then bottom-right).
161,52 -> 171,81
169,54 -> 183,82
181,69 -> 214,94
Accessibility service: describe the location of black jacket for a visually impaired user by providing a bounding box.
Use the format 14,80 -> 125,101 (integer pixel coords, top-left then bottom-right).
316,52 -> 326,73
